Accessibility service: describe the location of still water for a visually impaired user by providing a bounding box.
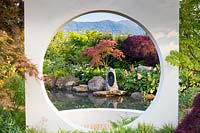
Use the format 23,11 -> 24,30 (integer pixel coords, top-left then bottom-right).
48,90 -> 152,111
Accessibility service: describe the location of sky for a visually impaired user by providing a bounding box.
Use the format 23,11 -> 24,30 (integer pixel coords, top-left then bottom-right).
73,12 -> 128,22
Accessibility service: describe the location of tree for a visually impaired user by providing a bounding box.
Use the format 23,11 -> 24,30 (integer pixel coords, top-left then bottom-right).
166,0 -> 200,90
0,0 -> 38,82
81,40 -> 125,68
122,35 -> 159,66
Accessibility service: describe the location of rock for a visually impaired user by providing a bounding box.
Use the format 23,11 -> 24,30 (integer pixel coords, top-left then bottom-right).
144,94 -> 155,100
137,65 -> 152,71
43,76 -> 57,89
55,76 -> 80,89
64,76 -> 80,87
72,84 -> 88,92
88,76 -> 105,91
93,90 -> 127,97
131,92 -> 144,100
55,77 -> 67,89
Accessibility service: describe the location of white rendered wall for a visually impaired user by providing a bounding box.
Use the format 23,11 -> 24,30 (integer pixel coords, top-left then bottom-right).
25,0 -> 179,132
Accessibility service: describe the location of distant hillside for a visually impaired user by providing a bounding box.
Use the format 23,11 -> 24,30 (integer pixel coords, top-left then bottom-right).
63,20 -> 145,35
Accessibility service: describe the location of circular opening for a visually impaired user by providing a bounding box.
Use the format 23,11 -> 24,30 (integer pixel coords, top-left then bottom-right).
43,11 -> 162,130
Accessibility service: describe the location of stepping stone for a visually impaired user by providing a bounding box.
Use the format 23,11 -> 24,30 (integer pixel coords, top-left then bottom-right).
93,90 -> 127,97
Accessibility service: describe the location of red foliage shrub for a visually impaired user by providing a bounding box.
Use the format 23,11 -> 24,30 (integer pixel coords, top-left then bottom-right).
175,93 -> 200,133
122,35 -> 159,66
81,40 -> 125,67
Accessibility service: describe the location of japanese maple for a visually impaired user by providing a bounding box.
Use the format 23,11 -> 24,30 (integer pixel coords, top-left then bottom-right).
122,35 -> 159,66
81,40 -> 125,67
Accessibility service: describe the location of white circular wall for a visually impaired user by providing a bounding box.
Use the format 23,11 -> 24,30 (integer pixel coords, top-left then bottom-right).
25,0 -> 179,132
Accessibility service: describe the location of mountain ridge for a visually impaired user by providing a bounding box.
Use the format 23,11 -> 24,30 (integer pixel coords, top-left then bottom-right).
63,20 -> 145,35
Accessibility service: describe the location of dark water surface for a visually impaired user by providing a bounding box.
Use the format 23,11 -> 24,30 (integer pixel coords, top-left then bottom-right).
47,90 -> 152,111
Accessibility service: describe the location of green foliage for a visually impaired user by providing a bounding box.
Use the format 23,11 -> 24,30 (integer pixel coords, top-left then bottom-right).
4,74 -> 25,107
0,75 -> 26,132
25,122 -> 174,133
43,30 -> 118,77
179,88 -> 200,120
116,66 -> 160,94
0,75 -> 26,133
74,65 -> 160,94
0,107 -> 25,133
110,117 -> 137,129
44,30 -> 69,77
166,0 -> 200,90
74,66 -> 107,83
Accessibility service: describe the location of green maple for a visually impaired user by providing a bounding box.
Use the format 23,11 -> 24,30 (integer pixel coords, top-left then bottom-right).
166,0 -> 200,90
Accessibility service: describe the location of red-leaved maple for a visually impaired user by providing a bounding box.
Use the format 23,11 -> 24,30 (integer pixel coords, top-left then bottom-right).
81,40 -> 125,67
122,35 -> 159,66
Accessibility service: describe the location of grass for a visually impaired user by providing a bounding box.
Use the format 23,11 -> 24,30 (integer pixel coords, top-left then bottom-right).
23,117 -> 174,133
25,123 -> 174,133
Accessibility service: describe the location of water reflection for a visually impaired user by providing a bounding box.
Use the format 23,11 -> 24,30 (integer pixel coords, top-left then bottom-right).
48,90 -> 151,111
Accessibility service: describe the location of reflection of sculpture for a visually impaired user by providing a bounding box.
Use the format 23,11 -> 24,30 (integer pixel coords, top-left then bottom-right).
106,67 -> 118,91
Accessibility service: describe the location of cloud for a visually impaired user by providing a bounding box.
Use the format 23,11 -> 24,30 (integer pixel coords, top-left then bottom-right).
167,30 -> 178,38
154,30 -> 178,40
154,32 -> 165,40
159,41 -> 178,57
168,41 -> 178,51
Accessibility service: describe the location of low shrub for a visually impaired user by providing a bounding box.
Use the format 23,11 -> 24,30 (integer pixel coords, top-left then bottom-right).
0,107 -> 25,133
74,66 -> 107,84
116,66 -> 160,94
4,74 -> 25,108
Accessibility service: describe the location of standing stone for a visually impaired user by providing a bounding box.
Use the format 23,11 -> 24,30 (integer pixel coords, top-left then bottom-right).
88,76 -> 105,91
106,68 -> 118,91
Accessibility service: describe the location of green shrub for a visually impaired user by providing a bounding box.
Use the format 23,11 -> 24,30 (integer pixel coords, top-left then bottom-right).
74,66 -> 106,83
4,74 -> 25,108
116,66 -> 160,94
0,107 -> 25,133
179,87 -> 200,120
110,117 -> 137,129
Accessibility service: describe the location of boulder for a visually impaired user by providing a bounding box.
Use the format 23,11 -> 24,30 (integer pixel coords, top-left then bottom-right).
55,76 -> 80,89
72,84 -> 88,92
88,76 -> 105,91
64,76 -> 80,87
131,92 -> 144,100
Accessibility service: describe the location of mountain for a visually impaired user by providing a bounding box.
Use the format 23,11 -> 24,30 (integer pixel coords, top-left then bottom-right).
63,20 -> 145,35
